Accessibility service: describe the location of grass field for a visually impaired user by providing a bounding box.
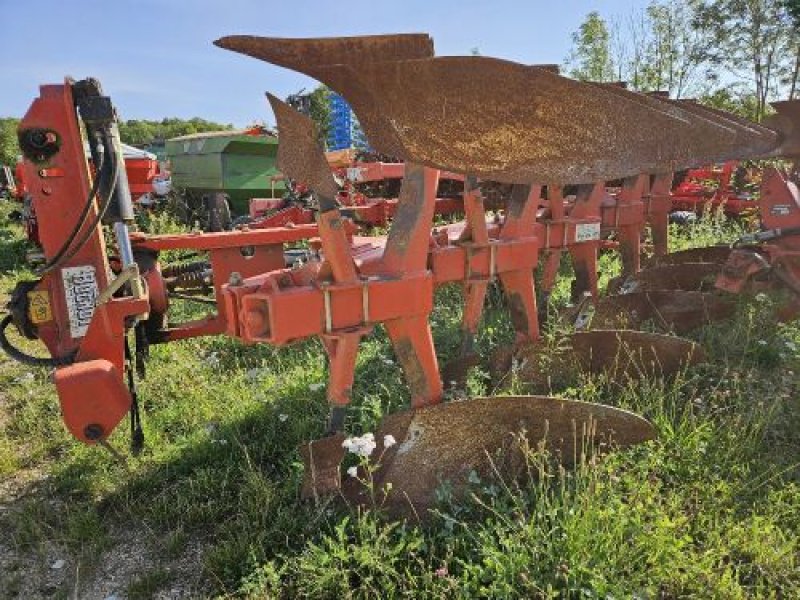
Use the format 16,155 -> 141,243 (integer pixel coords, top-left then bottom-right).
0,207 -> 797,599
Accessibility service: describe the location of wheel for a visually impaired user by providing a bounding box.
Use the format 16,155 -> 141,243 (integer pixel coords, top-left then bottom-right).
204,193 -> 232,232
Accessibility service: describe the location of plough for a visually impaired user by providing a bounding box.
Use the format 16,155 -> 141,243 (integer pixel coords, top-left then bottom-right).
3,34 -> 799,516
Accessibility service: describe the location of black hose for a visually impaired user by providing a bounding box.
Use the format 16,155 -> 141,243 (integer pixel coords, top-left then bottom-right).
37,141 -> 107,275
0,315 -> 76,368
39,134 -> 121,274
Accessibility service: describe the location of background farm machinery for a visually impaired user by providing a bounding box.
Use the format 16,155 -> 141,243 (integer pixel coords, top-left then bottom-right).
2,34 -> 799,515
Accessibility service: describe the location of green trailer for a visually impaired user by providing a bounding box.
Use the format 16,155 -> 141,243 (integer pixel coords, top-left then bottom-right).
165,129 -> 286,217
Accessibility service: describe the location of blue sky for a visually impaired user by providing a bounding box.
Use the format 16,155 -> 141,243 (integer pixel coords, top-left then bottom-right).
1,0 -> 649,126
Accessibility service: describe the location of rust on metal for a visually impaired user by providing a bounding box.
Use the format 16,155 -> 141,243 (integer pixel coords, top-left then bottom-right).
607,262 -> 724,294
216,34 -> 433,157
314,56 -> 737,183
764,100 -> 800,159
647,245 -> 732,267
587,82 -> 746,170
300,433 -> 347,498
340,396 -> 656,517
494,331 -> 705,384
674,100 -> 780,158
214,33 -> 433,73
266,93 -> 339,204
585,290 -> 736,334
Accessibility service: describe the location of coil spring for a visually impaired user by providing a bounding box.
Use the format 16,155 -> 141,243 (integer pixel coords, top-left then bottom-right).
161,260 -> 209,278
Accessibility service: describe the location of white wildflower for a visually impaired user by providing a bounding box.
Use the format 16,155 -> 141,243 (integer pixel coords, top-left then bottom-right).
206,352 -> 220,367
383,358 -> 394,365
278,413 -> 288,422
383,434 -> 397,448
51,559 -> 65,570
309,383 -> 325,392
347,466 -> 358,478
342,432 -> 377,457
757,340 -> 768,346
755,293 -> 769,303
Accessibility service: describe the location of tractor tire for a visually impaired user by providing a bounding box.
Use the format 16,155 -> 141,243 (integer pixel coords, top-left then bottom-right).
204,193 -> 232,232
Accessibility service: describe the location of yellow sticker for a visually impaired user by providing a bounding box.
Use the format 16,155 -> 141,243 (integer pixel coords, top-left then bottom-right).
27,291 -> 53,324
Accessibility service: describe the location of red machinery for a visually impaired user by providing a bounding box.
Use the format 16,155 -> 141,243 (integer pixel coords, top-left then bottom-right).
671,161 -> 759,217
4,34 -> 799,515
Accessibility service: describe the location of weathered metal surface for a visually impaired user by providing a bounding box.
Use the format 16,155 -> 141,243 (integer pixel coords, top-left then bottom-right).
214,33 -> 433,72
492,331 -> 704,384
266,94 -> 339,204
216,34 -> 434,158
674,100 -> 780,158
569,330 -> 706,376
593,83 -> 747,169
312,57 -> 737,183
586,290 -> 736,334
648,245 -> 732,267
340,396 -> 656,517
300,433 -> 347,499
440,351 -> 482,390
764,100 -> 800,158
607,262 -> 723,294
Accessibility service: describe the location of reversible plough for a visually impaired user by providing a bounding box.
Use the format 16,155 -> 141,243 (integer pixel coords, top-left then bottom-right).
3,34 -> 800,515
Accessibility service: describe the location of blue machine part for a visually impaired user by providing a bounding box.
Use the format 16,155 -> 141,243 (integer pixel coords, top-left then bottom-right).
327,93 -> 367,150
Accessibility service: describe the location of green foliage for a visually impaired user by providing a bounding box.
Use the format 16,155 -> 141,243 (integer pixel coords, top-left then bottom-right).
565,11 -> 615,82
698,87 -> 764,121
628,1 -> 709,97
118,117 -> 234,147
308,85 -> 331,145
693,0 -> 799,118
0,118 -> 20,166
0,205 -> 798,598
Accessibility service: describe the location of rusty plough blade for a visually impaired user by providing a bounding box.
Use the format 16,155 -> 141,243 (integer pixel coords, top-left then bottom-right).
492,330 -> 704,386
647,245 -> 732,267
337,396 -> 656,517
608,262 -> 725,295
580,290 -> 736,334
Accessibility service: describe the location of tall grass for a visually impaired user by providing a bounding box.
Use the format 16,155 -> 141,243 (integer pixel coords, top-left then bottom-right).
0,206 -> 797,598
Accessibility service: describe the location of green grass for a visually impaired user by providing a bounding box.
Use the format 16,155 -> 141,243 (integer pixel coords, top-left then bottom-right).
0,206 -> 798,598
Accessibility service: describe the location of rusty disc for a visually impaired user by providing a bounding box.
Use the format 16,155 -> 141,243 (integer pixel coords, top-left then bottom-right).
266,94 -> 339,202
607,262 -> 723,294
498,330 -> 704,384
313,57 -> 738,183
648,246 -> 732,267
568,330 -> 705,377
588,290 -> 736,334
340,395 -> 656,517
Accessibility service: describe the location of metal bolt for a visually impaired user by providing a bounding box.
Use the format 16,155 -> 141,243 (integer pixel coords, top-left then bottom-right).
228,272 -> 243,286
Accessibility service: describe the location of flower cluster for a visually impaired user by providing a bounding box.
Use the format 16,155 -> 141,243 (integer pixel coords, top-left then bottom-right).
342,432 -> 376,457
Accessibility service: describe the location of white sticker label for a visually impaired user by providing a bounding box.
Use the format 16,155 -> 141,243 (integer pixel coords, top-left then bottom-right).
575,222 -> 601,242
346,167 -> 364,182
61,265 -> 99,338
771,204 -> 792,216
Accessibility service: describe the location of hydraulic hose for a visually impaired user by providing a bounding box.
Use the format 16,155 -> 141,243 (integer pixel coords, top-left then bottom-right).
38,132 -> 121,275
0,314 -> 76,368
37,140 -> 107,275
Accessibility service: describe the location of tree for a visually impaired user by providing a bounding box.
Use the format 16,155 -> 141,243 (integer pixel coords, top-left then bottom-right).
564,12 -> 616,82
694,0 -> 797,120
118,117 -> 234,146
698,87 -> 762,120
633,1 -> 710,97
782,0 -> 800,98
0,118 -> 20,166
